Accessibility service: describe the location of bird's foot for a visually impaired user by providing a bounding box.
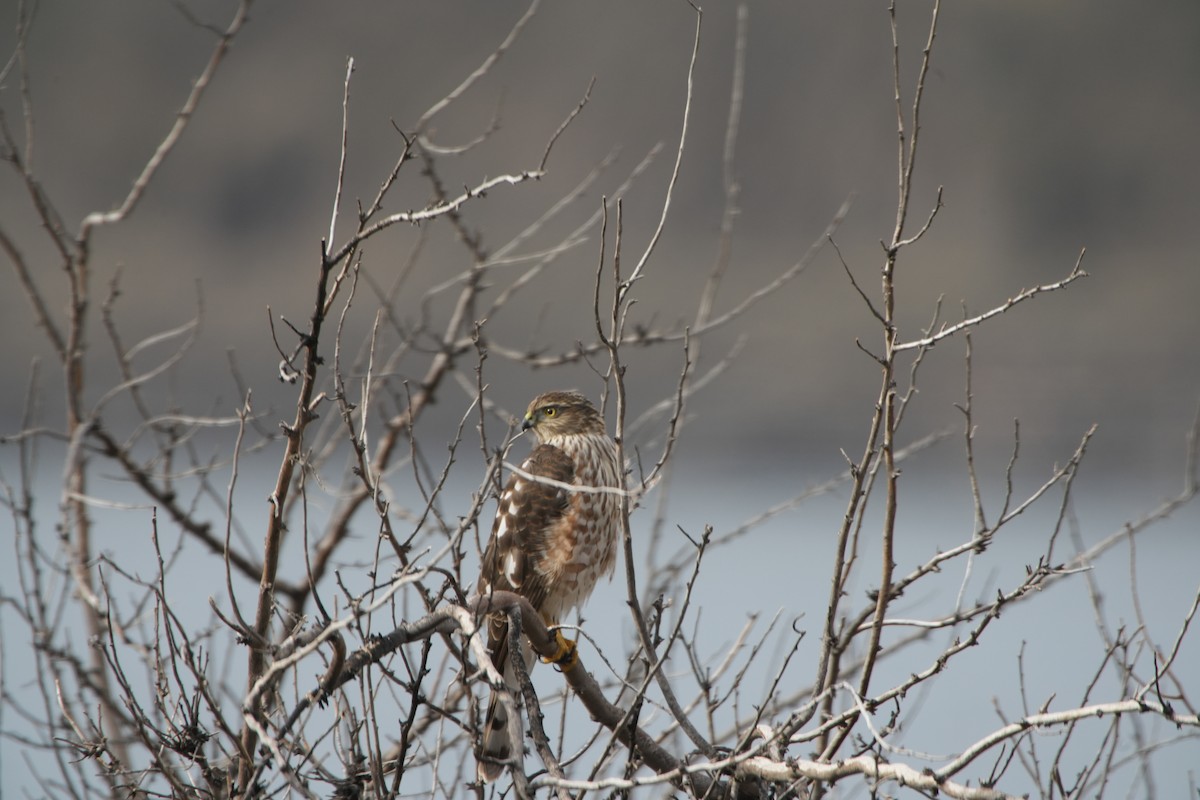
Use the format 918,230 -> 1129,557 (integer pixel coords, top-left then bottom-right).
542,629 -> 578,670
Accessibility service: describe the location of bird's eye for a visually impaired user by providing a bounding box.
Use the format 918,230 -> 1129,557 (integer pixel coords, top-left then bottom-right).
543,406 -> 557,417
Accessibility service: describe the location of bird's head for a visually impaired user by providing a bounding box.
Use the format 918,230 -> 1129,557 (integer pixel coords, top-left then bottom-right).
521,390 -> 605,441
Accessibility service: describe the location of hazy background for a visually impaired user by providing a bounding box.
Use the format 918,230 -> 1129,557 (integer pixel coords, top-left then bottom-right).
2,0 -> 1199,795
1,0 -> 1198,474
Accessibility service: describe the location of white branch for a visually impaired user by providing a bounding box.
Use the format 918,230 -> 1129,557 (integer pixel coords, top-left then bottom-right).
737,755 -> 1016,800
895,257 -> 1086,352
502,460 -> 643,498
326,171 -> 543,267
938,697 -> 1199,779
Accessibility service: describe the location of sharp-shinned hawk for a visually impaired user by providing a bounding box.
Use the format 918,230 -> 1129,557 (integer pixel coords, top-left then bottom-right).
475,390 -> 623,781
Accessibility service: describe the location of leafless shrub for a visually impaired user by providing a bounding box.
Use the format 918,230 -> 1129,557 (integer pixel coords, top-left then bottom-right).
1,2 -> 1196,799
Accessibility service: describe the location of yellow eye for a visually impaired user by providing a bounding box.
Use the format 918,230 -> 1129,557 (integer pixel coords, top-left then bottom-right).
543,406 -> 557,417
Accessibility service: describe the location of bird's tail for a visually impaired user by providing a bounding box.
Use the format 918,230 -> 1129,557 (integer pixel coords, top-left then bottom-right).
477,687 -> 517,781
477,639 -> 534,781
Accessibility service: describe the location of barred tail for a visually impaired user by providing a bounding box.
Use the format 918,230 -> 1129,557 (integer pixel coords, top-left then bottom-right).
477,688 -> 516,781
476,639 -> 534,781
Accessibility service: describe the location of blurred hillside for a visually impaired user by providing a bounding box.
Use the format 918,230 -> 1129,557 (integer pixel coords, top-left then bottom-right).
1,0 -> 1197,488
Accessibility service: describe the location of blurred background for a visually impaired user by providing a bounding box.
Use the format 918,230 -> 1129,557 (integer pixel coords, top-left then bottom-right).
2,0 -> 1198,795
1,0 -> 1197,477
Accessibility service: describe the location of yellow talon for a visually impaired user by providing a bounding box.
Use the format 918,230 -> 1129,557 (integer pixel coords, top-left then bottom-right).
542,629 -> 578,669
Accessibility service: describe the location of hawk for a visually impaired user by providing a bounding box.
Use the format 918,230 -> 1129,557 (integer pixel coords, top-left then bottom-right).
475,390 -> 624,781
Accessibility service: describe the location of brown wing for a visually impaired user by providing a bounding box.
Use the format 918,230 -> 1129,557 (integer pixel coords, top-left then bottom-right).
477,444 -> 575,676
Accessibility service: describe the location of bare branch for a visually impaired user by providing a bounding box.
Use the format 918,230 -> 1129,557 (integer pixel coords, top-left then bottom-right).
78,1 -> 252,240
896,253 -> 1088,352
